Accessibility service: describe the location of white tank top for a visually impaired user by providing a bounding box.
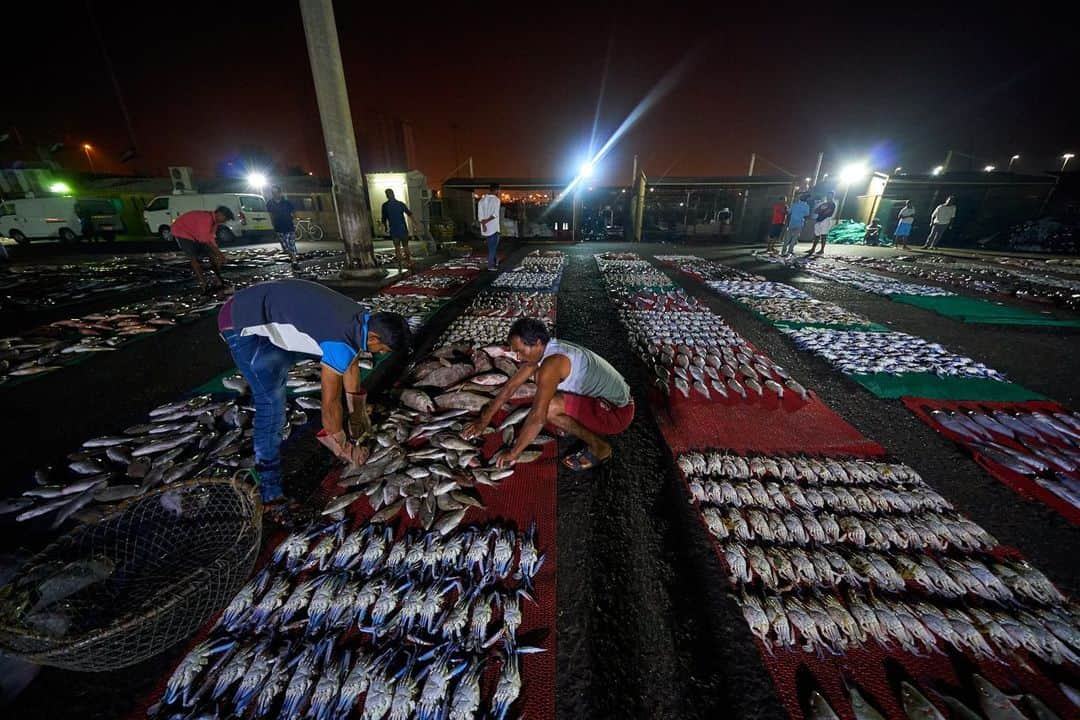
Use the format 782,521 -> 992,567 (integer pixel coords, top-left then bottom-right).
541,339 -> 631,407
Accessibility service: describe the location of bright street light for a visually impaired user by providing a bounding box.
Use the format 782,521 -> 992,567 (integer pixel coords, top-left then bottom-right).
838,162 -> 869,186
931,165 -> 944,176
984,165 -> 996,172
1063,153 -> 1076,172
578,161 -> 595,179
246,172 -> 268,190
49,181 -> 71,194
82,143 -> 96,173
1008,154 -> 1020,171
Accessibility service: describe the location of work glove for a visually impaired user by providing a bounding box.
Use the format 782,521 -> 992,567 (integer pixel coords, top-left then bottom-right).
346,390 -> 372,440
317,428 -> 370,466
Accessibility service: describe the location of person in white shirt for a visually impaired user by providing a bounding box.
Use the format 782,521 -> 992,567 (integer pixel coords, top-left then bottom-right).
923,196 -> 956,249
894,200 -> 916,250
477,183 -> 502,270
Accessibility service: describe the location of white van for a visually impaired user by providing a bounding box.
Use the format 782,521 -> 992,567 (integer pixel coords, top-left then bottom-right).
0,197 -> 125,245
142,193 -> 272,243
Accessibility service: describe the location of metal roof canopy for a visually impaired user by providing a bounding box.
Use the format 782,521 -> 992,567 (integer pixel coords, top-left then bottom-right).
886,172 -> 1056,187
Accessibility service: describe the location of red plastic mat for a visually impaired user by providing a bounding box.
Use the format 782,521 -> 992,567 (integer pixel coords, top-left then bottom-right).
651,388 -> 885,458
903,398 -> 1080,525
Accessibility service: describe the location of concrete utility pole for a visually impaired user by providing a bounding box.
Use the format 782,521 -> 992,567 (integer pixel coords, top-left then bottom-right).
299,0 -> 381,276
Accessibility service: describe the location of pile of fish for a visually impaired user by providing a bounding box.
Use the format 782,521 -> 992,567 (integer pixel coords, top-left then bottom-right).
438,318 -> 520,348
464,291 -> 556,321
706,280 -> 811,300
324,251 -> 565,529
389,274 -> 468,293
678,450 -> 1080,678
737,298 -> 875,327
594,256 -> 655,274
359,295 -> 445,333
154,518 -> 544,720
489,272 -> 559,291
795,257 -> 955,297
783,328 -> 1007,379
924,406 -> 1080,509
597,254 -> 809,403
1,294 -> 224,385
517,252 -> 566,273
0,388 -> 322,529
655,255 -> 763,282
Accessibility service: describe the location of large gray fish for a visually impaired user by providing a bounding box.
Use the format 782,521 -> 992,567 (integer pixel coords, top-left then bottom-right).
435,392 -> 488,413
418,363 -> 476,388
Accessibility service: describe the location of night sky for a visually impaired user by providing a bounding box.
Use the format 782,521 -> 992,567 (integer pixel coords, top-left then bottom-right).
3,2 -> 1076,186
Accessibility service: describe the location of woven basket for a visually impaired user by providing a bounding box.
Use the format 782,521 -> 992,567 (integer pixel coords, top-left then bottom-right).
0,477 -> 261,671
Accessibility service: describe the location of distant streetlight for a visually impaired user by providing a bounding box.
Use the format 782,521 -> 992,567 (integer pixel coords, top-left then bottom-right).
83,143 -> 96,173
983,165 -> 996,172
578,160 -> 595,179
247,172 -> 268,190
1063,153 -> 1076,172
1008,154 -> 1020,171
931,165 -> 944,176
804,176 -> 811,184
894,166 -> 902,174
838,162 -> 869,186
49,181 -> 72,195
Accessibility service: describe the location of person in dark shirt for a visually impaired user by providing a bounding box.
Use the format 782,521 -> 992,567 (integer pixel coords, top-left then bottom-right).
218,279 -> 411,508
381,189 -> 415,270
266,186 -> 298,264
862,218 -> 882,246
807,191 -> 837,255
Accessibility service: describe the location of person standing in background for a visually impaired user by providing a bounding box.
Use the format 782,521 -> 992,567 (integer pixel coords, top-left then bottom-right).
923,196 -> 956,249
766,195 -> 788,253
894,200 -> 916,250
266,186 -> 298,265
807,191 -> 837,255
781,193 -> 810,256
478,183 -> 501,270
381,188 -> 416,270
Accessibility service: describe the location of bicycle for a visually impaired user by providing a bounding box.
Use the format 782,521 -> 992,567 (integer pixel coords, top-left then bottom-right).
294,217 -> 325,242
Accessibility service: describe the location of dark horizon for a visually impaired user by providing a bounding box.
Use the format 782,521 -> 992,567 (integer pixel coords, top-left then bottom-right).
3,2 -> 1077,186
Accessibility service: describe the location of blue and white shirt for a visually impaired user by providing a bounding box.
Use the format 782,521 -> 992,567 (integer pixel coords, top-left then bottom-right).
230,279 -> 368,374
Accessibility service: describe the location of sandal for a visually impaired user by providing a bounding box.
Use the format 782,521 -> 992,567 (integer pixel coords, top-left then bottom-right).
562,448 -> 611,472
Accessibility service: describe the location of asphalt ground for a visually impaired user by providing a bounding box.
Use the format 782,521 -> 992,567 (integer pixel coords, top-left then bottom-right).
1,239 -> 1078,718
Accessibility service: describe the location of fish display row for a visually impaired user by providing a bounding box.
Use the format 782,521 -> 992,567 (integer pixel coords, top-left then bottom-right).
737,297 -> 876,327
655,255 -> 764,282
358,295 -> 446,334
155,518 -> 544,720
438,318 -> 520,348
388,274 -> 469,293
596,255 -> 810,403
0,246 -> 340,313
706,280 -> 812,300
845,254 -> 1080,311
516,254 -> 566,273
677,449 -> 1079,712
793,256 -> 956,297
782,328 -> 1007,380
463,291 -> 556,321
923,406 -> 1080,511
593,257 -> 656,274
488,272 -> 559,291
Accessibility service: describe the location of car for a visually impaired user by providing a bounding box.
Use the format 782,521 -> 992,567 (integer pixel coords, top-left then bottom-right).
142,193 -> 273,243
0,197 -> 125,245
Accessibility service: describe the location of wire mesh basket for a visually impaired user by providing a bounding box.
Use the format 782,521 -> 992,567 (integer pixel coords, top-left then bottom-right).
0,476 -> 261,671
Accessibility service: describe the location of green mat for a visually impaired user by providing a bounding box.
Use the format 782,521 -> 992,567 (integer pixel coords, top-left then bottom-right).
891,294 -> 1080,327
848,372 -> 1045,401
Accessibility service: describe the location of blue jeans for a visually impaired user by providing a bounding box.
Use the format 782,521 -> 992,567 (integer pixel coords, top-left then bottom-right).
486,232 -> 500,268
222,330 -> 306,501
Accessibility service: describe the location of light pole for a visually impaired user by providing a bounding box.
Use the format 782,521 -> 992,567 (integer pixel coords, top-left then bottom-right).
83,143 -> 96,173
1063,153 -> 1076,172
1007,154 -> 1019,172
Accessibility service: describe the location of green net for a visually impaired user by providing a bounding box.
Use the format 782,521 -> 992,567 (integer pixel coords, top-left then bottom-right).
848,372 -> 1045,401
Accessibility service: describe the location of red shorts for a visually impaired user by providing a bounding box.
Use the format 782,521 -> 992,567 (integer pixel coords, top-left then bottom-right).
561,394 -> 635,435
